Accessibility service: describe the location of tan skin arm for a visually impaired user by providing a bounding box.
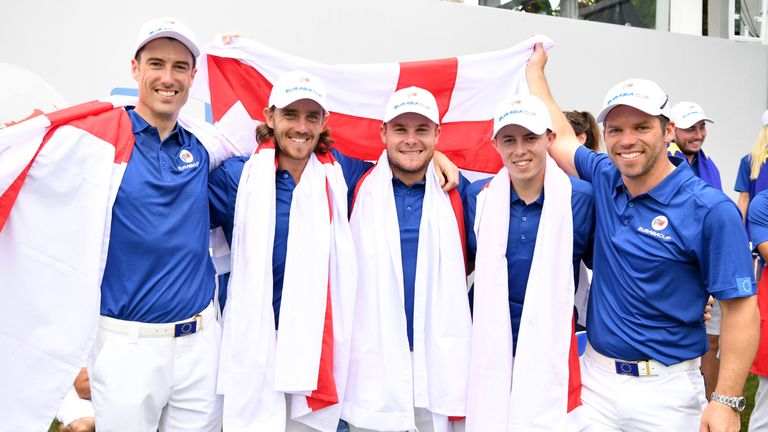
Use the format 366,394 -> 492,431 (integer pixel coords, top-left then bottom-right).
432,151 -> 459,192
699,294 -> 759,432
525,43 -> 582,177
737,192 -> 750,222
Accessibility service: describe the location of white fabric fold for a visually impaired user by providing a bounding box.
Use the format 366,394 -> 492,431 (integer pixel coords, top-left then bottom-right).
344,151 -> 471,431
466,155 -> 585,431
219,145 -> 357,432
0,98 -> 243,430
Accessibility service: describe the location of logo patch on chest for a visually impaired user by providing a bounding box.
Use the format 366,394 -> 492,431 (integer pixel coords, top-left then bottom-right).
651,215 -> 668,231
179,149 -> 194,163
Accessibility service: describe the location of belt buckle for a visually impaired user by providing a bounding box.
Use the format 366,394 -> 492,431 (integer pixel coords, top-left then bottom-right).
174,314 -> 203,337
614,359 -> 653,377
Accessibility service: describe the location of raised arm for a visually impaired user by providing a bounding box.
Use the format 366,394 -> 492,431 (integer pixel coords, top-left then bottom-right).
526,43 -> 581,177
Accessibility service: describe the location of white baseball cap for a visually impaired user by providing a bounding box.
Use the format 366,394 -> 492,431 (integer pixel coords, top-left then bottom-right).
492,94 -> 552,138
383,86 -> 440,125
268,71 -> 329,113
135,17 -> 200,58
762,110 -> 768,127
670,101 -> 713,129
596,79 -> 670,123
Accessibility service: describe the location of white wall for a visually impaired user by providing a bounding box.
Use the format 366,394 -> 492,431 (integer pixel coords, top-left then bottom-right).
2,0 -> 767,198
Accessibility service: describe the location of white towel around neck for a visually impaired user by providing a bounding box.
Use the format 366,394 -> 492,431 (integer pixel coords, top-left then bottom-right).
344,151 -> 472,431
466,155 -> 587,431
218,143 -> 357,432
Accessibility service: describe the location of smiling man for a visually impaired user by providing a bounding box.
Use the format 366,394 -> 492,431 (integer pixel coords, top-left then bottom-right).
88,17 -> 227,432
464,94 -> 593,431
667,101 -> 721,190
527,43 -> 759,432
343,87 -> 472,432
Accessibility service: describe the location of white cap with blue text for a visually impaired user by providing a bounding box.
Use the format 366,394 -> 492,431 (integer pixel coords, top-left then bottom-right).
596,79 -> 670,123
135,17 -> 200,58
492,94 -> 552,138
268,71 -> 329,113
383,86 -> 440,125
670,101 -> 713,129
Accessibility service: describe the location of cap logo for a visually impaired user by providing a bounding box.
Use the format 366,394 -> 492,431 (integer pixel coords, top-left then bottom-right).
179,149 -> 194,163
284,85 -> 323,99
498,108 -> 536,122
651,215 -> 668,231
606,91 -> 650,106
394,100 -> 430,111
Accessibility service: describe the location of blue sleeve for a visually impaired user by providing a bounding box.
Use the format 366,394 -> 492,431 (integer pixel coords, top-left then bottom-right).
331,149 -> 374,213
457,172 -> 471,201
570,178 -> 595,269
331,148 -> 374,191
574,145 -> 611,183
749,191 -> 768,248
735,155 -> 751,192
700,200 -> 756,300
208,157 -> 247,244
463,178 -> 493,263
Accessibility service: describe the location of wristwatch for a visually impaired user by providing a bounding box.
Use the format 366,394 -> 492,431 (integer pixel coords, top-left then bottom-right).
711,392 -> 747,412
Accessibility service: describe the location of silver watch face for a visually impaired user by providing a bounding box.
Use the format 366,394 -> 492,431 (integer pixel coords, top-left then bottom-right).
736,397 -> 747,412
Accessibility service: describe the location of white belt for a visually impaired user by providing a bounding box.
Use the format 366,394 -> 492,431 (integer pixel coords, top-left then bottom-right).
586,344 -> 700,377
99,302 -> 214,338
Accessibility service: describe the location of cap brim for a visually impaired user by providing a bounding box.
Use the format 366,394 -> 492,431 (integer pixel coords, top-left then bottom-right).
136,31 -> 200,58
383,109 -> 439,125
674,116 -> 714,129
597,102 -> 667,123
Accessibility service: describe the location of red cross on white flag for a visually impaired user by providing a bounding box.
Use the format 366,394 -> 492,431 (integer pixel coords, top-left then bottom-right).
191,35 -> 554,173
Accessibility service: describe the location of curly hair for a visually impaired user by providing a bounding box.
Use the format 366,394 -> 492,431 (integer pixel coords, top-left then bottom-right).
256,107 -> 334,154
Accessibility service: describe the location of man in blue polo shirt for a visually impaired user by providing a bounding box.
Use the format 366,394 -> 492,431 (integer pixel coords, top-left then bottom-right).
667,101 -> 721,190
88,18 -> 227,431
343,87 -> 472,432
527,43 -> 758,431
463,94 -> 593,430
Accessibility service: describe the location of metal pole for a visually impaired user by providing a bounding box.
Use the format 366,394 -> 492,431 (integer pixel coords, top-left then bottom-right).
560,0 -> 579,18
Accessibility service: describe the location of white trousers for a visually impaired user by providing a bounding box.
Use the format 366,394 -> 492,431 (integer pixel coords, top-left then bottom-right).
751,376 -> 768,431
705,299 -> 722,336
580,344 -> 706,432
89,302 -> 222,432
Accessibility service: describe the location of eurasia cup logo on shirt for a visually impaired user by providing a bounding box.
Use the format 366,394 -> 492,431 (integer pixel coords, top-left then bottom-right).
651,215 -> 668,231
179,149 -> 194,164
637,215 -> 672,241
177,149 -> 200,171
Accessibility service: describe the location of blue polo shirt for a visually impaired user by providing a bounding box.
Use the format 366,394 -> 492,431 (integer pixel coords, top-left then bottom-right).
574,145 -> 755,365
735,154 -> 751,194
393,175 -> 471,349
463,175 -> 595,354
100,108 -> 215,323
208,149 -> 371,327
749,190 -> 768,248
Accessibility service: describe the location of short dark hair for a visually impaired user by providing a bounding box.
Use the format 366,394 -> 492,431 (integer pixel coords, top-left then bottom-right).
658,115 -> 670,131
134,37 -> 197,68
